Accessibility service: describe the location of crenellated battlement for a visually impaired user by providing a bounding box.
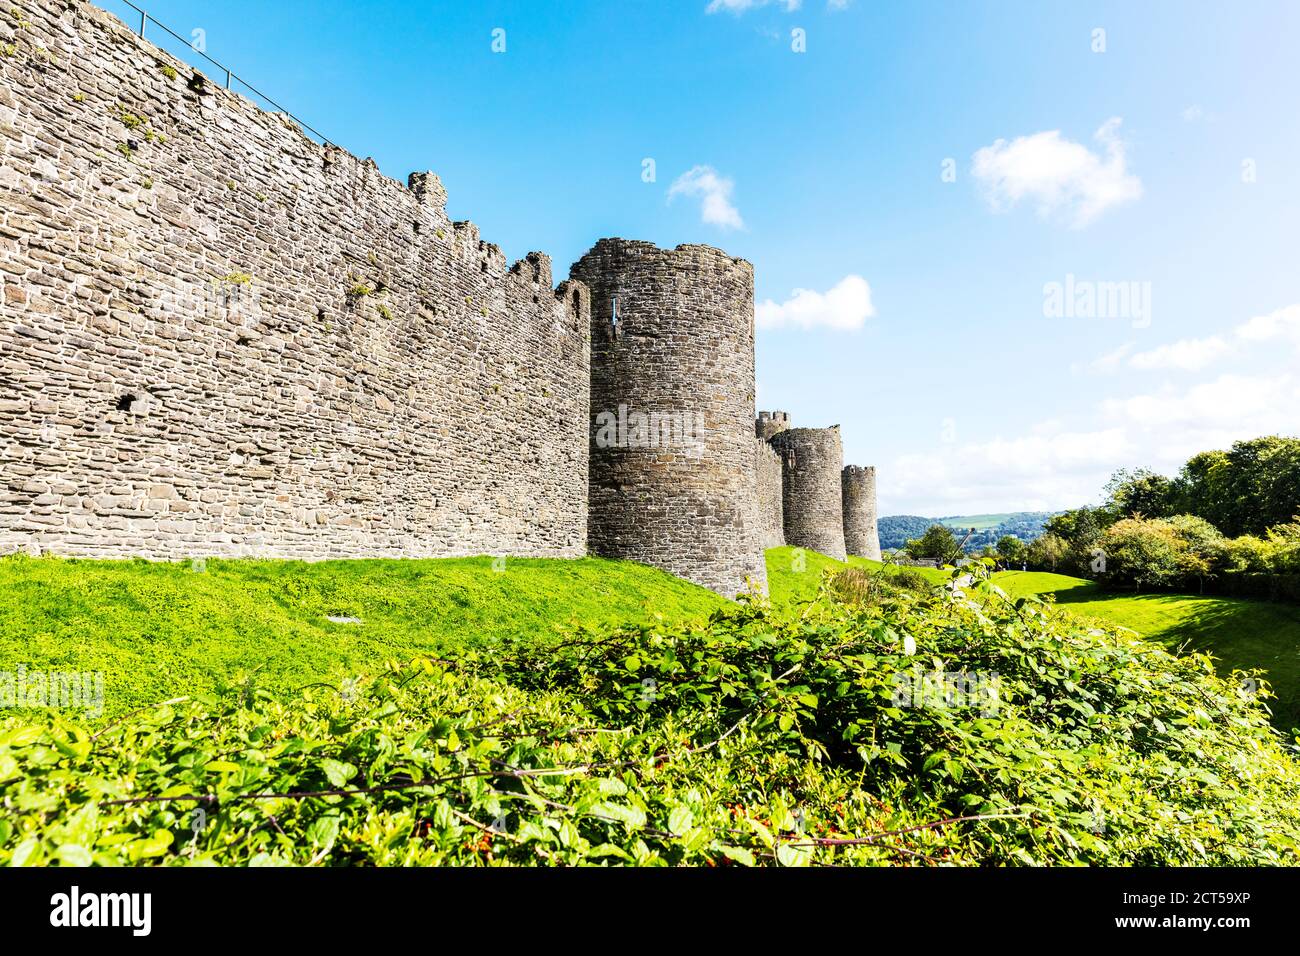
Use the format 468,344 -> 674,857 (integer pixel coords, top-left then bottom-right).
756,410 -> 791,440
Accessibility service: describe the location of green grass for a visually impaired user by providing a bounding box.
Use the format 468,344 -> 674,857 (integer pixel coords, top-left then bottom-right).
0,555 -> 727,718
5,550 -> 1299,733
995,570 -> 1300,732
936,513 -> 1019,531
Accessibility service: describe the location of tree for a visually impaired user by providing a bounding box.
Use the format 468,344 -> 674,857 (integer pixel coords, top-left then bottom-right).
1174,437 -> 1300,536
995,534 -> 1027,567
1027,532 -> 1069,572
1105,467 -> 1177,519
905,524 -> 960,563
1043,506 -> 1114,574
1165,514 -> 1225,593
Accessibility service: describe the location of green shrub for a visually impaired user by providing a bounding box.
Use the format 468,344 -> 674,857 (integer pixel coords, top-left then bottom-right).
886,566 -> 935,594
5,566 -> 1296,866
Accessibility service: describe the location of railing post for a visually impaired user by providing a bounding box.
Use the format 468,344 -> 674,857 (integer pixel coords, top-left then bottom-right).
226,69 -> 232,89
139,10 -> 146,37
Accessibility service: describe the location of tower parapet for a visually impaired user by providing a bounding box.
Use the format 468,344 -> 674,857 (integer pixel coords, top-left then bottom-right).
842,464 -> 882,561
771,426 -> 847,561
570,239 -> 766,597
755,410 -> 791,440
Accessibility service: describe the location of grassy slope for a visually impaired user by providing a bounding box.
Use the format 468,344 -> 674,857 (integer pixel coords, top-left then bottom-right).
937,513 -> 1018,531
764,546 -> 951,606
0,555 -> 727,717
6,550 -> 1298,731
994,570 -> 1300,732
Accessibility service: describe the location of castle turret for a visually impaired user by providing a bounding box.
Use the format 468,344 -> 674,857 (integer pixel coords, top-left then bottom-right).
842,465 -> 882,560
570,239 -> 767,597
771,426 -> 847,561
755,410 -> 791,441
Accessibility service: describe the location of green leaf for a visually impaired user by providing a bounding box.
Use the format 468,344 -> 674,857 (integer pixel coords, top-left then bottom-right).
10,838 -> 42,867
587,843 -> 632,860
306,815 -> 340,853
667,805 -> 694,836
719,844 -> 756,867
320,758 -> 356,787
56,844 -> 93,867
593,801 -> 646,831
776,842 -> 811,867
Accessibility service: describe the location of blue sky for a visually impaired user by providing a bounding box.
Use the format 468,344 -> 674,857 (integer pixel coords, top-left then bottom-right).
106,0 -> 1300,516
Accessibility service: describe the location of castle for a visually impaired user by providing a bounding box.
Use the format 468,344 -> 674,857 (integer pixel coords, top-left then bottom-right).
0,0 -> 879,597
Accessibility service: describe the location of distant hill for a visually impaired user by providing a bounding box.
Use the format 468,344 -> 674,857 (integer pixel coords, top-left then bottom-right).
879,511 -> 1060,552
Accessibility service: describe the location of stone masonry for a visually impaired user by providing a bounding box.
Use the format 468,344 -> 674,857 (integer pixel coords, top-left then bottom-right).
0,0 -> 884,596
0,0 -> 590,560
755,438 -> 784,550
842,464 -> 882,560
770,426 -> 848,562
754,410 -> 789,549
571,239 -> 767,597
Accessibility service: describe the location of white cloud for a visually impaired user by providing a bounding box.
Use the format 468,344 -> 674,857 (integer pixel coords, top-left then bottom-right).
881,371 -> 1300,514
1181,105 -> 1204,122
1081,342 -> 1135,375
706,0 -> 801,13
1236,303 -> 1300,349
1127,336 -> 1230,371
1080,303 -> 1300,377
882,427 -> 1135,514
971,117 -> 1142,228
668,165 -> 744,230
756,275 -> 875,331
1101,373 -> 1299,432
884,303 -> 1300,514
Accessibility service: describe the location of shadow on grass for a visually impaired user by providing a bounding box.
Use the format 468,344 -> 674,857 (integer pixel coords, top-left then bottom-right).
1051,586 -> 1300,736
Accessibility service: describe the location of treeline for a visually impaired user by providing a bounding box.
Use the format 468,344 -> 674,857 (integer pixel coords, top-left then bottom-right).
879,512 -> 1057,552
1027,436 -> 1300,600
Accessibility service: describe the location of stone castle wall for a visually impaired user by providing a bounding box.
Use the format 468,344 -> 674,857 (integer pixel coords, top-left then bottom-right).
754,438 -> 784,550
842,464 -> 882,560
771,426 -> 847,561
571,239 -> 767,597
0,0 -> 590,559
0,0 -> 882,594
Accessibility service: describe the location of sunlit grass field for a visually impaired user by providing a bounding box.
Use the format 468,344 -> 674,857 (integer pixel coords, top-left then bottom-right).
0,554 -> 727,718
3,550 -> 1297,731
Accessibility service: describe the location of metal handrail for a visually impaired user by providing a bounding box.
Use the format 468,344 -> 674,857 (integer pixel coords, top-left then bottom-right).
103,0 -> 334,147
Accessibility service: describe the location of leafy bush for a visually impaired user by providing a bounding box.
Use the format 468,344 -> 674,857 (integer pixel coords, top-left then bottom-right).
1098,517 -> 1184,589
1220,534 -> 1273,574
1094,513 -> 1300,597
1026,532 -> 1070,572
3,567 -> 1298,866
886,567 -> 935,594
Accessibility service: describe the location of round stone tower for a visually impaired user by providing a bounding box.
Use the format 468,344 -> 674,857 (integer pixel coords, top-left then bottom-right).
842,465 -> 882,561
570,239 -> 767,597
771,426 -> 847,561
